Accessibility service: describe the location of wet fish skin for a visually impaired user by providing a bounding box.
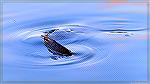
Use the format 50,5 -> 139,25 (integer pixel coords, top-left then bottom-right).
41,34 -> 72,56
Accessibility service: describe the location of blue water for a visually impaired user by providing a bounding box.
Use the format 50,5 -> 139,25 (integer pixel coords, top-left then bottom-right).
3,3 -> 148,81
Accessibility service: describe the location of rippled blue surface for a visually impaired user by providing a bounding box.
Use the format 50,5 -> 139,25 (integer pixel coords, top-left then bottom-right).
3,3 -> 148,81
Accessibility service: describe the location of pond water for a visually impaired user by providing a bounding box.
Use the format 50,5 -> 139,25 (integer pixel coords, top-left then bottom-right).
3,3 -> 148,82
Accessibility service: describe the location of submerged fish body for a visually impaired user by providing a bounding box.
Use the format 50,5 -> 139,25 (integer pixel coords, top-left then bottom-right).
100,28 -> 145,36
41,33 -> 72,56
99,28 -> 146,32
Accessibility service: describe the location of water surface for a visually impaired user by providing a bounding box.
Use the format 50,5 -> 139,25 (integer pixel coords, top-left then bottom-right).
3,3 -> 148,81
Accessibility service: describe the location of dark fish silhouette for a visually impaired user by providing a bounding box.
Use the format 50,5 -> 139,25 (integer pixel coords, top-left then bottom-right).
99,28 -> 146,32
41,32 -> 72,56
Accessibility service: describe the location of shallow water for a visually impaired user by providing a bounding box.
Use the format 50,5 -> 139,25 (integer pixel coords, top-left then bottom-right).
3,3 -> 148,81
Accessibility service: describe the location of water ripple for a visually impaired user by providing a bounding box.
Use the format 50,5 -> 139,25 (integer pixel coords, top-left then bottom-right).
3,14 -> 147,70
4,25 -> 110,69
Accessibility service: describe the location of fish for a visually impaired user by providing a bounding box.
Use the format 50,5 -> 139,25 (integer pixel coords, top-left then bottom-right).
41,32 -> 72,56
99,28 -> 146,32
100,28 -> 146,36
